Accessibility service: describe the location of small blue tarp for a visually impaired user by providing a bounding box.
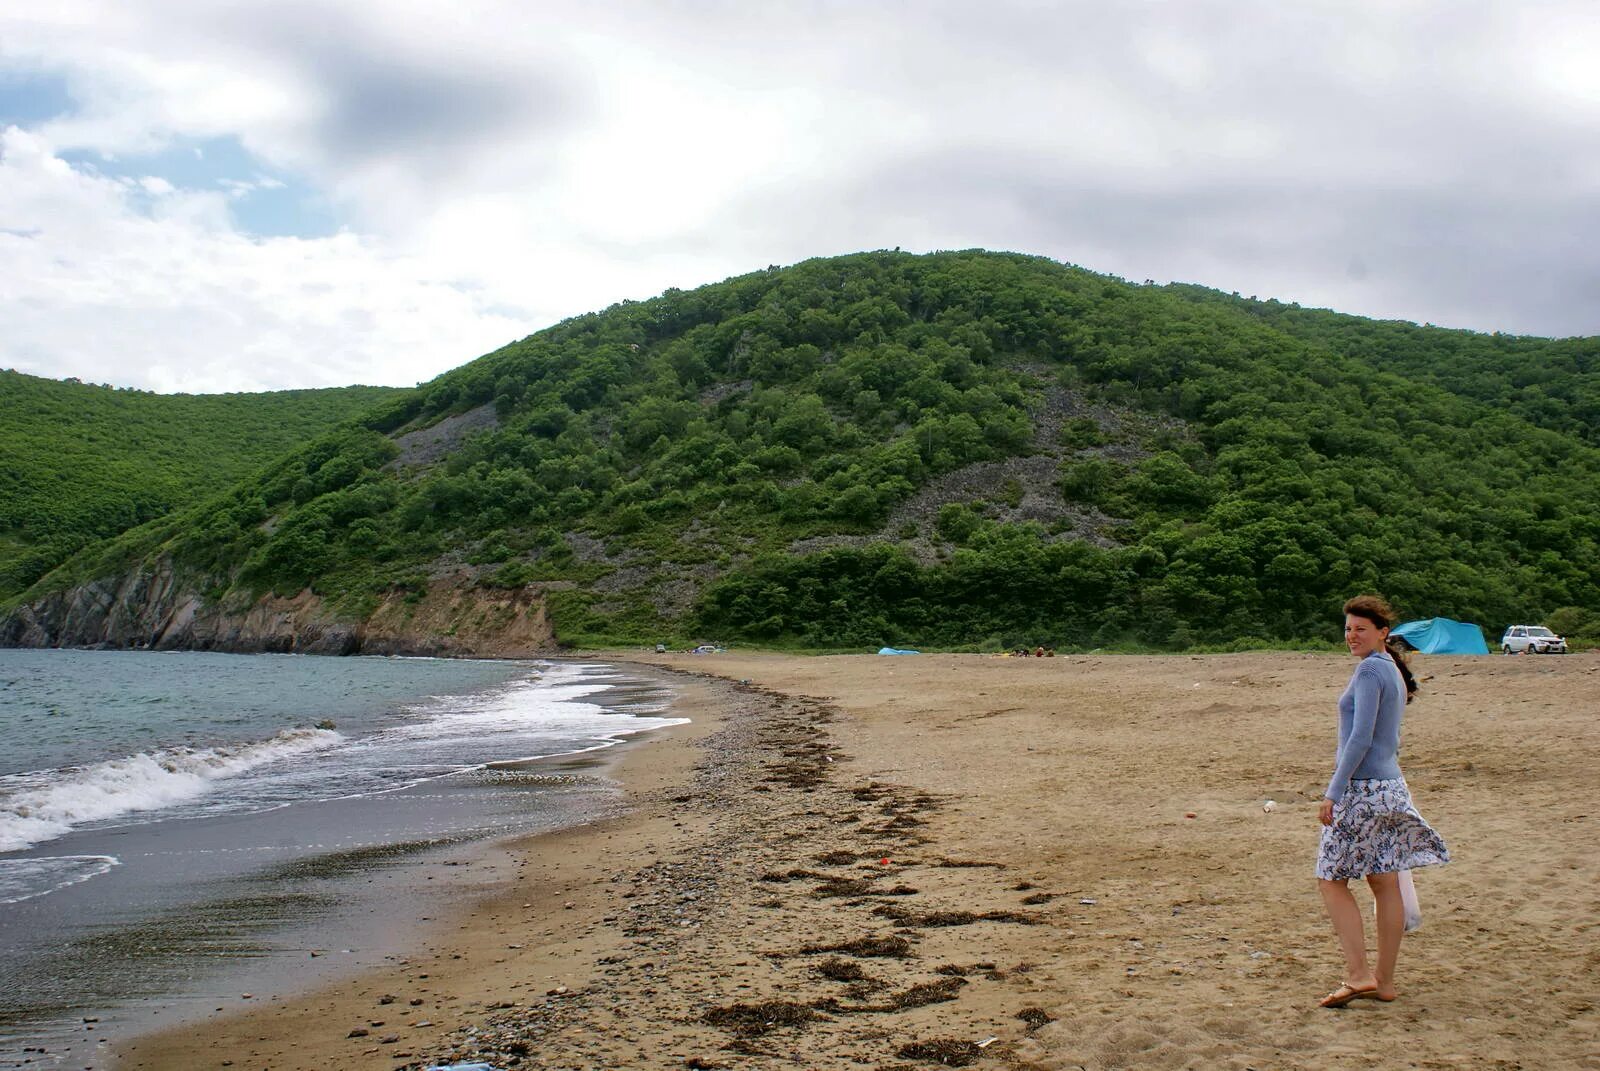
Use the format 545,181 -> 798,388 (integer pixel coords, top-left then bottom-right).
877,647 -> 920,655
1390,618 -> 1489,655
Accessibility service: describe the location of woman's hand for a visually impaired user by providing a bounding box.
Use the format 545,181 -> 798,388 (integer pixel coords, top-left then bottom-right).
1318,798 -> 1335,826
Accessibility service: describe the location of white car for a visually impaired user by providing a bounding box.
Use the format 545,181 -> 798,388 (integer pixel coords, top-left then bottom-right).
1500,625 -> 1567,654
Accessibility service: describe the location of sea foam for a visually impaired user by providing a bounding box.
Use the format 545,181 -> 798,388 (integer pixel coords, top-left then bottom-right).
0,854 -> 121,903
0,727 -> 341,853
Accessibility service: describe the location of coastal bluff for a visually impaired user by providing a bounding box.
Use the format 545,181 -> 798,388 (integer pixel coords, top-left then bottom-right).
0,561 -> 556,657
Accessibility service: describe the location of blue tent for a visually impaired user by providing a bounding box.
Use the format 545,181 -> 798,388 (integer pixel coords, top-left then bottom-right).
1390,618 -> 1489,655
877,647 -> 920,655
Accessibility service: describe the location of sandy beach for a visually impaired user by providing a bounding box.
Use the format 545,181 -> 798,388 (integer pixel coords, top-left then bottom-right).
115,651 -> 1600,1070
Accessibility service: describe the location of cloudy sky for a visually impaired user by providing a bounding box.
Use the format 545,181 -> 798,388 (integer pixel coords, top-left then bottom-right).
2,2 -> 1597,394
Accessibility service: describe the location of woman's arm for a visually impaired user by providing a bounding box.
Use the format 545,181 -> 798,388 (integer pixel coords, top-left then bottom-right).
1324,665 -> 1381,804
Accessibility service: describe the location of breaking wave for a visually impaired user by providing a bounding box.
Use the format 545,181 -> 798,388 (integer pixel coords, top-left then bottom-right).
0,727 -> 341,853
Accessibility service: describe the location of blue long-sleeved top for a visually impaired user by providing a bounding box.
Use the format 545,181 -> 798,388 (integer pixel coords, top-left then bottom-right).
1324,652 -> 1405,802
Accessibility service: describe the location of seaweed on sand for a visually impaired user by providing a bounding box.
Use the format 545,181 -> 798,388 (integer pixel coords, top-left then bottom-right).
814,850 -> 859,865
879,977 -> 966,1009
797,935 -> 915,958
759,868 -> 829,883
897,1038 -> 985,1066
811,875 -> 918,899
880,812 -> 927,829
833,977 -> 968,1014
810,876 -> 877,898
703,1000 -> 824,1036
763,760 -> 828,788
872,904 -> 1040,927
815,957 -> 873,982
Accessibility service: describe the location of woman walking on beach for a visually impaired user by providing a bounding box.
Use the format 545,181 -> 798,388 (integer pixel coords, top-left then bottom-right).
1316,595 -> 1449,1008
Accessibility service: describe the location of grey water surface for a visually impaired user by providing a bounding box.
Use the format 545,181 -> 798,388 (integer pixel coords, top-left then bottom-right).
0,649 -> 681,1069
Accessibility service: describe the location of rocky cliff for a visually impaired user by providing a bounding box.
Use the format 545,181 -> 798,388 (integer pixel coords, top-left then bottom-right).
0,563 -> 556,658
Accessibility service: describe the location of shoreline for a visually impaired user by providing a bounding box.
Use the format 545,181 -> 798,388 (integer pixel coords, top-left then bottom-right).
109,663 -> 728,1070
0,656 -> 682,1070
115,651 -> 1599,1070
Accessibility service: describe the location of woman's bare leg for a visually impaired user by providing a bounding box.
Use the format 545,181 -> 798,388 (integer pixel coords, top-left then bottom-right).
1366,871 -> 1403,998
1318,878 -> 1375,987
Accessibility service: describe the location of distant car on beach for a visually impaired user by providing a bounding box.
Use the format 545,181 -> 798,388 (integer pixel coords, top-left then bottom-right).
1500,625 -> 1567,654
690,644 -> 725,654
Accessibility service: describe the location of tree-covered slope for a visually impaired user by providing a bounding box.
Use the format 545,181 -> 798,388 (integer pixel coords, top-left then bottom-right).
10,251 -> 1600,651
0,372 -> 401,598
1162,284 -> 1600,446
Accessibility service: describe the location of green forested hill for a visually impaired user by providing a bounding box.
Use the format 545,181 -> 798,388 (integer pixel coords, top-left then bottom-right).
12,251 -> 1600,650
1162,285 -> 1600,446
0,372 -> 401,598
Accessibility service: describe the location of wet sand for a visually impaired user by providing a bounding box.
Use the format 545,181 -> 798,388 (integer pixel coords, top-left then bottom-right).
116,651 -> 1600,1070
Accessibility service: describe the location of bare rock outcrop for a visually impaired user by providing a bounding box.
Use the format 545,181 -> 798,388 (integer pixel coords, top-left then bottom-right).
0,562 -> 555,657
390,403 -> 501,468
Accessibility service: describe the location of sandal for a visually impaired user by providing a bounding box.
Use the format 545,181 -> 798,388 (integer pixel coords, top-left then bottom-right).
1318,982 -> 1379,1008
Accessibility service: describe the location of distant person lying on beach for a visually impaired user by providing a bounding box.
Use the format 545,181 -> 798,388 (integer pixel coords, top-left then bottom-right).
1315,594 -> 1449,1009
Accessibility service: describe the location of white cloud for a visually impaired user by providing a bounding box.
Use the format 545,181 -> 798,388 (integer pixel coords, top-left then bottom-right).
2,1 -> 1598,392
0,126 -> 525,392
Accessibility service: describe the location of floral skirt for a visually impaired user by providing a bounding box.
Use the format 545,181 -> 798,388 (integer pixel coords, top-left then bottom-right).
1316,777 -> 1449,881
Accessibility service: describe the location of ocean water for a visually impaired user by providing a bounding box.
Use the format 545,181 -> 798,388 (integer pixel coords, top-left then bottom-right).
0,649 -> 683,1066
